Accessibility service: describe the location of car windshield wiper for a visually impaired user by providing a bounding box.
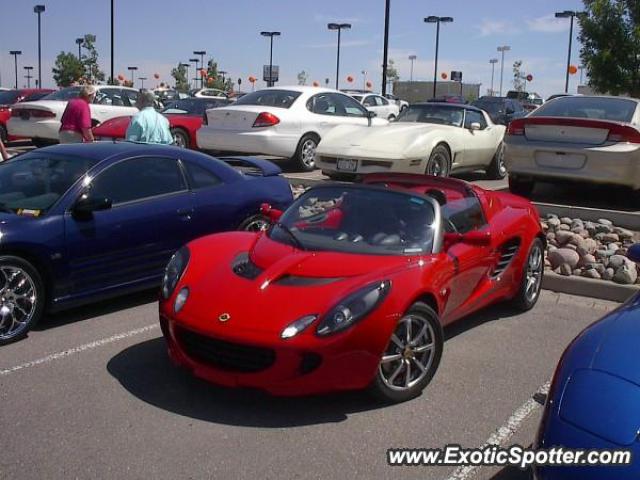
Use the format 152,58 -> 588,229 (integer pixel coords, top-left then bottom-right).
274,222 -> 305,251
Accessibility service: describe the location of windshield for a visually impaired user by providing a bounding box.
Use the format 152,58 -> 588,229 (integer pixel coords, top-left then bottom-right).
41,87 -> 81,101
397,105 -> 464,127
0,153 -> 99,214
531,96 -> 637,122
270,186 -> 436,255
471,99 -> 502,114
351,95 -> 363,102
0,91 -> 20,105
234,89 -> 301,109
161,98 -> 225,115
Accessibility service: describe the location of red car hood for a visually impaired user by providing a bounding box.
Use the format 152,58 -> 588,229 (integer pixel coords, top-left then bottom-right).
178,234 -> 424,336
92,115 -> 132,137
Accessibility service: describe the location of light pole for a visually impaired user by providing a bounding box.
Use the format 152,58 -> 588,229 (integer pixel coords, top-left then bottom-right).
408,54 -> 417,82
75,38 -> 83,61
219,70 -> 227,86
34,5 -> 45,88
193,50 -> 206,88
260,32 -> 280,87
327,23 -> 351,90
110,0 -> 114,84
381,0 -> 391,95
555,10 -> 582,93
489,58 -> 498,95
24,66 -> 33,88
424,16 -> 454,99
189,58 -> 199,89
361,70 -> 367,90
127,66 -> 137,87
497,45 -> 511,96
9,51 -> 22,89
138,77 -> 147,89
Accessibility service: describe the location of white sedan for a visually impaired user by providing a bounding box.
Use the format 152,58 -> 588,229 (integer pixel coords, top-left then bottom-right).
196,86 -> 388,171
8,85 -> 139,146
315,103 -> 506,179
505,95 -> 640,200
346,91 -> 401,120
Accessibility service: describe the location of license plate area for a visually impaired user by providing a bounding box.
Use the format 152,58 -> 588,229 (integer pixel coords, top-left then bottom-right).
534,151 -> 586,169
336,158 -> 357,172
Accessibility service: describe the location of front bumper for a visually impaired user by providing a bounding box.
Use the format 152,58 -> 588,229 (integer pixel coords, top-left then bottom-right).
159,313 -> 382,396
315,154 -> 424,175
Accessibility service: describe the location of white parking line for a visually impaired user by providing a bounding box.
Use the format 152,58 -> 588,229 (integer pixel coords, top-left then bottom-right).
0,324 -> 159,376
444,381 -> 551,480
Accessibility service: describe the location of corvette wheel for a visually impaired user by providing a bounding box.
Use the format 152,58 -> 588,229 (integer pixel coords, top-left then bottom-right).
486,142 -> 507,179
293,134 -> 319,172
370,302 -> 443,403
238,214 -> 271,232
511,238 -> 544,311
0,256 -> 45,345
0,125 -> 7,144
425,144 -> 450,177
171,128 -> 189,148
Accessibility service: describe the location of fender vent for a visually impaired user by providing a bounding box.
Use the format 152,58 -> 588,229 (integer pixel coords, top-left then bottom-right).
492,238 -> 521,278
231,253 -> 263,280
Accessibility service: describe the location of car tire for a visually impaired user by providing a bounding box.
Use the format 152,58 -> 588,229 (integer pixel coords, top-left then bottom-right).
511,238 -> 544,312
32,138 -> 54,148
0,125 -> 7,144
486,142 -> 507,179
238,214 -> 271,232
508,175 -> 535,197
0,256 -> 46,346
171,128 -> 190,149
425,144 -> 451,177
388,114 -> 396,121
292,134 -> 319,172
326,172 -> 356,182
369,302 -> 443,403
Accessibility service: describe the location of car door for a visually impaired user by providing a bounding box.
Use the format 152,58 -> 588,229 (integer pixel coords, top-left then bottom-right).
306,92 -> 369,136
63,156 -> 195,298
362,95 -> 382,117
461,109 -> 494,166
375,95 -> 394,118
440,195 -> 495,321
92,88 -> 138,123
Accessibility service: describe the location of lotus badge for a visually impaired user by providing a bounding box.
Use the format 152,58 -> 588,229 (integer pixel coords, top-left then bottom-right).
218,313 -> 231,322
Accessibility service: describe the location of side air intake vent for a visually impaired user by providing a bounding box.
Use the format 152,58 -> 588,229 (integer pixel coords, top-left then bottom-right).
231,253 -> 263,280
492,238 -> 521,278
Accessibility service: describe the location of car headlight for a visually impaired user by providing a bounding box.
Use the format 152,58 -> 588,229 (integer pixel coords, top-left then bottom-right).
281,315 -> 318,339
174,287 -> 189,313
316,281 -> 391,336
161,246 -> 190,299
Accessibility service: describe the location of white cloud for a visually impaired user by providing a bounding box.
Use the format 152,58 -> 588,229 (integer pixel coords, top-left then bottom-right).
477,19 -> 520,37
527,14 -> 568,33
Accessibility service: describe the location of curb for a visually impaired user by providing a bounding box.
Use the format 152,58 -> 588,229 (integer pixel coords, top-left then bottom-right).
284,176 -> 326,187
534,203 -> 640,231
542,271 -> 639,303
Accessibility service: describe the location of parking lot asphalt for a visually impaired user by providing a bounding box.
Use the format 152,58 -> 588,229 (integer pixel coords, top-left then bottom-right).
0,290 -> 617,480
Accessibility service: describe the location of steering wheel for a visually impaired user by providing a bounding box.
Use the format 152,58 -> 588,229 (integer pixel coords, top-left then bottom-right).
444,218 -> 458,233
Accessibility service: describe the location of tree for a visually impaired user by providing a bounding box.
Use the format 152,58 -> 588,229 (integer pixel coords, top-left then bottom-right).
512,60 -> 525,92
81,34 -> 105,83
297,70 -> 309,85
579,0 -> 640,96
52,52 -> 85,87
386,59 -> 399,91
171,63 -> 189,92
204,59 -> 233,92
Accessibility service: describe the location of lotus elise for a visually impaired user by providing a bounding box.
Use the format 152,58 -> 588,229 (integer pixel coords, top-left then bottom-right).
159,173 -> 544,402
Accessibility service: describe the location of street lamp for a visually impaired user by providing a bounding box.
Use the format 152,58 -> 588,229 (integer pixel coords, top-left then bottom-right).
127,66 -> 137,86
424,16 -> 454,99
497,45 -> 511,96
138,77 -> 147,89
260,32 -> 281,87
555,10 -> 583,93
489,58 -> 498,96
408,54 -> 417,82
381,0 -> 391,95
189,58 -> 199,89
327,23 -> 351,90
361,70 -> 367,90
24,66 -> 34,88
219,70 -> 227,85
9,51 -> 22,89
33,5 -> 45,88
110,0 -> 114,84
75,37 -> 83,61
193,50 -> 206,88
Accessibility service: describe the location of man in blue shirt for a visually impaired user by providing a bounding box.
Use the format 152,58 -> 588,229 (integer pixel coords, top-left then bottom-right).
126,90 -> 173,144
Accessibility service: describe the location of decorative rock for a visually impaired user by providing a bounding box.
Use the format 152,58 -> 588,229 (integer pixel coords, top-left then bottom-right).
609,255 -> 630,270
547,217 -> 561,229
601,233 -> 620,243
577,238 -> 598,256
546,232 -> 556,241
615,228 -> 634,240
547,245 -> 558,253
582,269 -> 601,279
593,263 -> 606,275
597,218 -> 613,226
615,249 -> 627,256
594,249 -> 615,260
559,263 -> 573,276
594,224 -> 613,235
565,243 -> 578,251
560,217 -> 572,225
578,254 -> 596,268
572,268 -> 582,276
602,268 -> 615,281
557,224 -> 571,231
544,258 -> 551,268
548,248 -> 580,269
613,264 -> 638,285
555,230 -> 574,245
607,243 -> 620,251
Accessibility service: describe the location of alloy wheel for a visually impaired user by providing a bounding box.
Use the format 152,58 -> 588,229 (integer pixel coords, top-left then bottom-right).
301,139 -> 317,168
525,243 -> 543,303
0,266 -> 37,342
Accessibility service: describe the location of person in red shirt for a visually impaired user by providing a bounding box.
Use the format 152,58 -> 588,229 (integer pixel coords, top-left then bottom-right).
59,85 -> 96,143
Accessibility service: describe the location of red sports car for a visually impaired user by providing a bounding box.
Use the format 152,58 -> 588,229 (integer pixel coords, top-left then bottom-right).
159,173 -> 545,402
0,88 -> 55,142
92,97 -> 229,148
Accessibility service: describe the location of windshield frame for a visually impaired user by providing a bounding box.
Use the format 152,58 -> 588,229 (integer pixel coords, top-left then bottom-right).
269,184 -> 442,256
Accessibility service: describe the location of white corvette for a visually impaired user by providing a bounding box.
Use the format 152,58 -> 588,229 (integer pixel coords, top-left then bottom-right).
8,85 -> 139,146
316,103 -> 507,179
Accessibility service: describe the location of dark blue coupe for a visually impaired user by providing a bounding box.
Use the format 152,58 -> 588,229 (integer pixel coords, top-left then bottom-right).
535,243 -> 640,480
0,142 -> 293,344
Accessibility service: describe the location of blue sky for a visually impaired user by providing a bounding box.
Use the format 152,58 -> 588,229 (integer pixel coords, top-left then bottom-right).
0,0 -> 585,98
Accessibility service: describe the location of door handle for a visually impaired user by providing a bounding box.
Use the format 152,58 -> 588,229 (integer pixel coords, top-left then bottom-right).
176,207 -> 194,218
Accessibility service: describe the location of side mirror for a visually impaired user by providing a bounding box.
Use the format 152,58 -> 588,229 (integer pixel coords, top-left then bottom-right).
366,110 -> 376,126
628,243 -> 640,263
73,194 -> 112,218
469,122 -> 481,131
260,202 -> 283,222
